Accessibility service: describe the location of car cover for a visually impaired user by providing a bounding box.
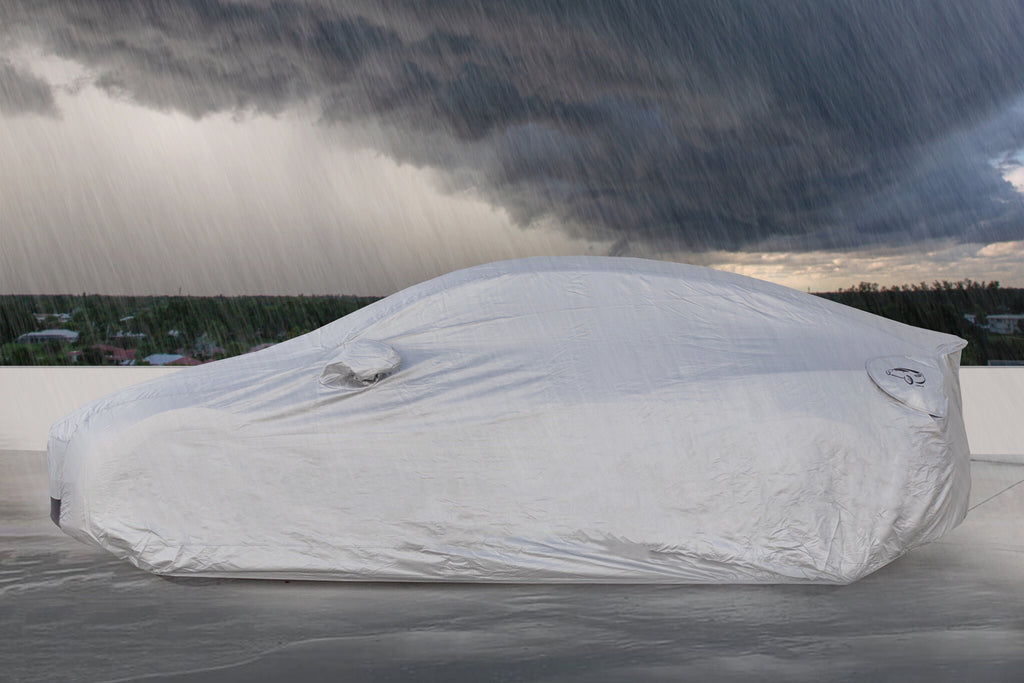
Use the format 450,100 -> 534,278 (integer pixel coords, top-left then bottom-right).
47,257 -> 971,583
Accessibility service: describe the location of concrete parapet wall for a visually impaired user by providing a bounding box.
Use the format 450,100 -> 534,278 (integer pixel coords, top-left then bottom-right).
1,366 -> 1022,457
958,368 -> 1024,461
0,367 -> 180,450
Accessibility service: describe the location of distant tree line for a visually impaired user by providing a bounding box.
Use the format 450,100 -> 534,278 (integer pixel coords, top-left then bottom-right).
817,279 -> 1024,365
0,294 -> 379,365
3,279 -> 1024,365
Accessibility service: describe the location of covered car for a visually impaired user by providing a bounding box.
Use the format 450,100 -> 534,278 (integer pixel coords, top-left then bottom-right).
47,257 -> 971,583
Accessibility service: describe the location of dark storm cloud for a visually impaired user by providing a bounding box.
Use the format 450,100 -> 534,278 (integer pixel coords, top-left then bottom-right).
5,0 -> 1024,251
0,58 -> 57,116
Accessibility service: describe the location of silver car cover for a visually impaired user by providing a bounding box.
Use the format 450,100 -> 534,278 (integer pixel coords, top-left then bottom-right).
47,257 -> 970,583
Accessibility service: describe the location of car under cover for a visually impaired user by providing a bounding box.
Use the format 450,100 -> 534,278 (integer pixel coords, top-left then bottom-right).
47,256 -> 971,584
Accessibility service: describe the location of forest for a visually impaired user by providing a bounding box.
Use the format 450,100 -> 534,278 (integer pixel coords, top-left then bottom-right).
819,280 -> 1024,366
2,279 -> 1023,366
0,293 -> 379,366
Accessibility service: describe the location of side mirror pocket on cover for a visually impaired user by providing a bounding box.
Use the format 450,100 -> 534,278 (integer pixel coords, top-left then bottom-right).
320,339 -> 402,389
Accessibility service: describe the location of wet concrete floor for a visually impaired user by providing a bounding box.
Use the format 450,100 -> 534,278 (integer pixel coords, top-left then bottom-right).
3,450 -> 1022,682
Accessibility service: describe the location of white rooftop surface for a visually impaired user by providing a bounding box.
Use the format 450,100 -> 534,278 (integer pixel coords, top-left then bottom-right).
1,367 -> 1022,680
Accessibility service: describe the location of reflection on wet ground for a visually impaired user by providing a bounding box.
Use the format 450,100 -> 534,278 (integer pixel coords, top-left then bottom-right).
3,450 -> 1022,682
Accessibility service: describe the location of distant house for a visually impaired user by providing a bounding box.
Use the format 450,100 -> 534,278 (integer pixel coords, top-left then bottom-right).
144,353 -> 201,366
33,312 -> 71,324
987,314 -> 1024,335
172,344 -> 225,360
144,353 -> 182,366
109,330 -> 147,341
17,329 -> 79,344
92,344 -> 137,366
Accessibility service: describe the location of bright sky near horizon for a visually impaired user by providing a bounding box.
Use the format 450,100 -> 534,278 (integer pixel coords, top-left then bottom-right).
3,2 -> 1024,296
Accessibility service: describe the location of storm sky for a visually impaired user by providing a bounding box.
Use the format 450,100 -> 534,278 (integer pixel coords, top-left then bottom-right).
3,0 -> 1024,295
